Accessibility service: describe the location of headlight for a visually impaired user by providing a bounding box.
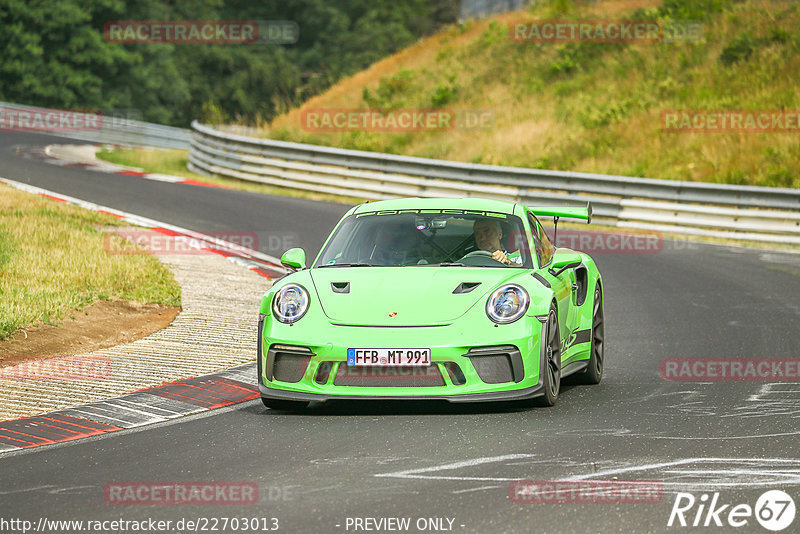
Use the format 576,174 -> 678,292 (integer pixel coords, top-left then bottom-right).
486,284 -> 529,324
272,284 -> 310,323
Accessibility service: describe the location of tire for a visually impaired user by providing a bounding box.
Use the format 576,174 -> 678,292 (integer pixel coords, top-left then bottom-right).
577,285 -> 604,385
535,304 -> 561,407
261,397 -> 309,411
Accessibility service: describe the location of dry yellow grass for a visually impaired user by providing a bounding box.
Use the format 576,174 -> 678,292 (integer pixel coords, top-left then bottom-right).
262,0 -> 800,188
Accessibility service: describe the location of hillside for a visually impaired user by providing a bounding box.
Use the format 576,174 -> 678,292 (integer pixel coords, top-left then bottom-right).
265,0 -> 800,188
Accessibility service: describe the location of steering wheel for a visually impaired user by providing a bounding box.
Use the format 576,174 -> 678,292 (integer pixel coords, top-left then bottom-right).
458,250 -> 504,264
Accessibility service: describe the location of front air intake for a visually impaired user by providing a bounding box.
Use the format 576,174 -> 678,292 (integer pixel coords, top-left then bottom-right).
267,344 -> 313,383
465,345 -> 524,383
443,362 -> 466,385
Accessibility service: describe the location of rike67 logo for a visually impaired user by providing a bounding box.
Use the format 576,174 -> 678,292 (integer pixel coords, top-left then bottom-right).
668,490 -> 796,531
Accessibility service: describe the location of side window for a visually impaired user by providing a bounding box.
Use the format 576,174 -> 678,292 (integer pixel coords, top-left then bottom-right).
527,213 -> 544,267
538,219 -> 554,265
528,213 -> 554,267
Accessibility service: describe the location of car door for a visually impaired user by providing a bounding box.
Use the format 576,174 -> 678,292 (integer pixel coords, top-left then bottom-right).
528,213 -> 574,344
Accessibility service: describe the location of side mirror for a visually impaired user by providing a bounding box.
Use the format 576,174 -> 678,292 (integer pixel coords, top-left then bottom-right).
280,247 -> 307,271
548,251 -> 582,277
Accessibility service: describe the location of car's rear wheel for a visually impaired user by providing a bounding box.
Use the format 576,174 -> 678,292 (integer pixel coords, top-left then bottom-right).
577,285 -> 604,385
261,398 -> 309,411
535,304 -> 561,407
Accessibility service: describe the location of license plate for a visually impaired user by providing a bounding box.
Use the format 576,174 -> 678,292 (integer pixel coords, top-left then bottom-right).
347,348 -> 431,366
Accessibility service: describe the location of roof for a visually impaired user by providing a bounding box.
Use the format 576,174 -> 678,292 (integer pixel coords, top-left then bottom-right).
352,197 -> 519,215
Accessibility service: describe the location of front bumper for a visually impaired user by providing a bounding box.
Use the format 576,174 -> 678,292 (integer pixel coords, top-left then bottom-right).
258,382 -> 544,403
258,311 -> 547,403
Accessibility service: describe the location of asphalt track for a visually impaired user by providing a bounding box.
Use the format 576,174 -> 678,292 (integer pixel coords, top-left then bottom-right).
2,130 -> 800,534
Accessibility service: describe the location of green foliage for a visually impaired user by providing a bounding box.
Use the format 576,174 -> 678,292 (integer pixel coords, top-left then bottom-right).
546,42 -> 618,80
363,70 -> 417,109
576,98 -> 634,128
430,76 -> 460,108
545,0 -> 575,17
0,0 -> 458,126
720,28 -> 794,66
659,0 -> 725,19
0,230 -> 13,271
479,20 -> 507,46
199,100 -> 229,125
720,31 -> 756,65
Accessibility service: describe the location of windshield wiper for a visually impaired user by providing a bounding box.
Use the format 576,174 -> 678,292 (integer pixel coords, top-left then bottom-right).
435,262 -> 466,267
318,262 -> 377,268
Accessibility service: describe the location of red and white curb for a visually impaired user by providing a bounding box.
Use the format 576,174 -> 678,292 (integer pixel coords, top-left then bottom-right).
31,144 -> 228,188
0,177 -> 286,279
0,364 -> 256,454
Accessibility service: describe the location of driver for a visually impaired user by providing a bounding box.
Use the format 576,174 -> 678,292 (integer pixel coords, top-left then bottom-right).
472,219 -> 523,266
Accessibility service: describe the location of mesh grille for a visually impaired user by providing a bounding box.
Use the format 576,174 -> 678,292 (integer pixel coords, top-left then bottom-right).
334,365 -> 444,387
470,354 -> 514,384
315,362 -> 333,385
272,353 -> 310,383
443,362 -> 466,385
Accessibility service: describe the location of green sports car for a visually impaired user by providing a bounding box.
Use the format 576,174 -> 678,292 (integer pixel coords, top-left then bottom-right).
258,197 -> 604,409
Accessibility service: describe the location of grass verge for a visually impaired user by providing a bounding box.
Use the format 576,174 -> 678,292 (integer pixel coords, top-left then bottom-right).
96,147 -> 366,205
0,184 -> 181,340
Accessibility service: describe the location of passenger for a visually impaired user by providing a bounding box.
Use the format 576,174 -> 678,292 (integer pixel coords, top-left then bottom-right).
371,222 -> 423,265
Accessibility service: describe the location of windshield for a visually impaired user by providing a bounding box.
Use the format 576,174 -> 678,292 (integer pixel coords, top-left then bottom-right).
314,210 -> 532,268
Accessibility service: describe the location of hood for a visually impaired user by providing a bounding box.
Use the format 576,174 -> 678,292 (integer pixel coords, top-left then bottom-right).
309,267 -> 520,326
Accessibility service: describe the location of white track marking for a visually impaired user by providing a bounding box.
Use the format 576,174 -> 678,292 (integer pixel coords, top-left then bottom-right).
567,458 -> 800,488
375,456 -> 800,490
375,454 -> 535,481
451,485 -> 504,494
722,383 -> 800,420
142,173 -> 184,183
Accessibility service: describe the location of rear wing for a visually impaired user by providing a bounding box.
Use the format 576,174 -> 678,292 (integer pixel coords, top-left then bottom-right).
530,202 -> 592,224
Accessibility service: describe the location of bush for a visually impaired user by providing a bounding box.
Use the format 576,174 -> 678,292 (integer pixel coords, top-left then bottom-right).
430,76 -> 460,107
720,31 -> 756,65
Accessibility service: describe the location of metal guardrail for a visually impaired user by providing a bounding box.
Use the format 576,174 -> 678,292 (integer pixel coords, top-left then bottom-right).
0,101 -> 191,149
459,0 -> 531,21
188,121 -> 800,245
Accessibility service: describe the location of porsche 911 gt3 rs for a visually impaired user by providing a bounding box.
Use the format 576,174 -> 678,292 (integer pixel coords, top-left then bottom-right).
258,197 -> 604,409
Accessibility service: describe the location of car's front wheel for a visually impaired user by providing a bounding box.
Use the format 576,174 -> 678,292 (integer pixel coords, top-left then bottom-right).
535,304 -> 561,407
261,398 -> 309,411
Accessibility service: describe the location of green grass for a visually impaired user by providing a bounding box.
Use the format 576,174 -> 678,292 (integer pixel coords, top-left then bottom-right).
96,147 -> 366,205
0,185 -> 181,340
263,0 -> 800,188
